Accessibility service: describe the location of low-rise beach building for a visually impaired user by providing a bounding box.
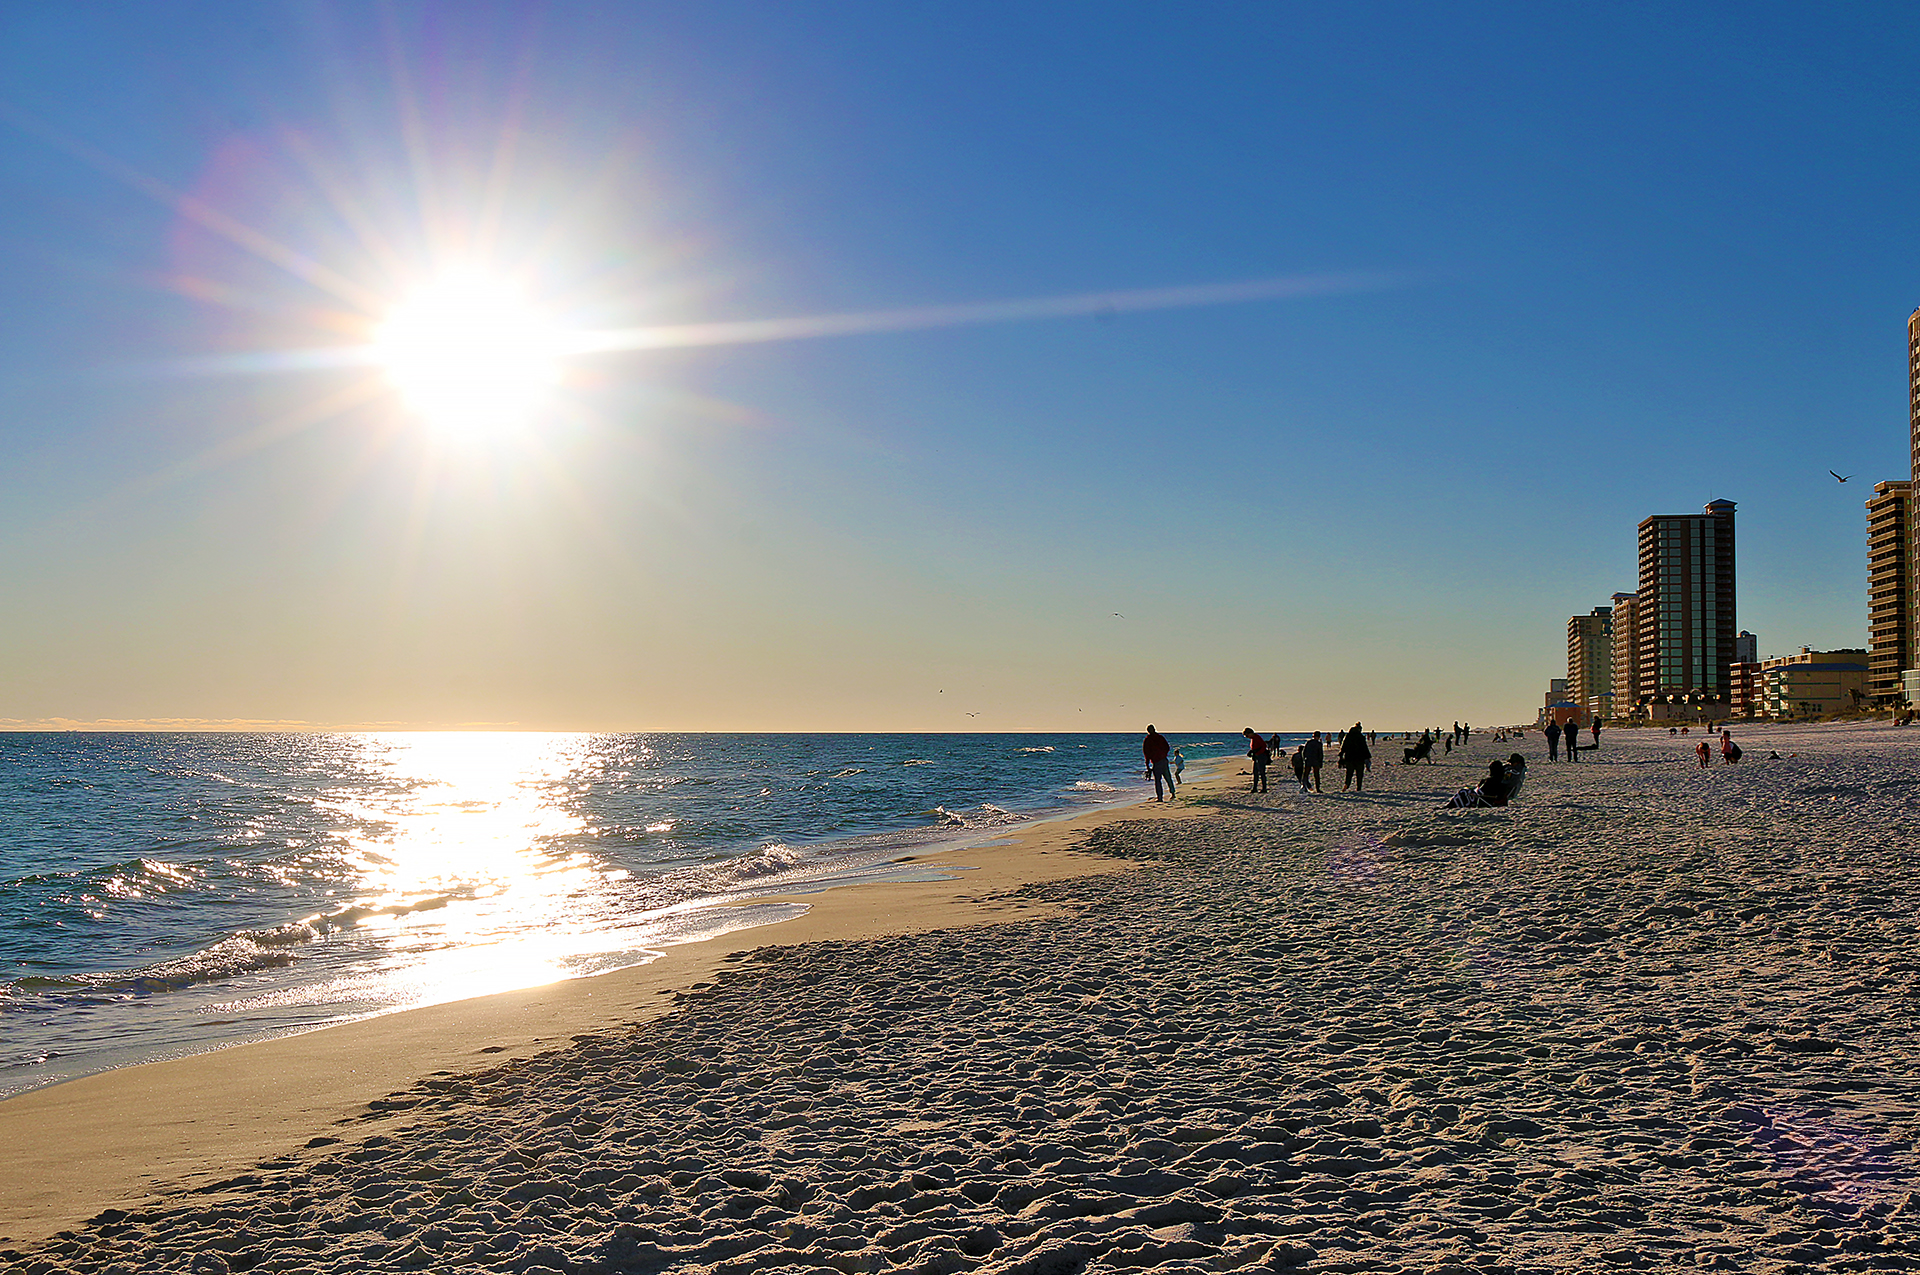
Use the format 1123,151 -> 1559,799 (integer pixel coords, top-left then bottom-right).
1760,648 -> 1869,719
1728,661 -> 1762,717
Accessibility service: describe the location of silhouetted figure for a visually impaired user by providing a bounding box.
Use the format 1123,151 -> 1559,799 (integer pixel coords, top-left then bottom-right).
1242,728 -> 1270,793
1545,719 -> 1562,760
1591,719 -> 1602,747
1567,721 -> 1581,762
1402,732 -> 1434,764
1290,748 -> 1309,791
1300,731 -> 1324,792
1144,725 -> 1175,801
1338,722 -> 1371,791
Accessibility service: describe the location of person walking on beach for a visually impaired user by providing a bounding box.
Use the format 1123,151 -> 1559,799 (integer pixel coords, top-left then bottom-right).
1242,728 -> 1271,792
1566,721 -> 1581,762
1143,725 -> 1175,801
1591,719 -> 1602,747
1545,719 -> 1561,760
1300,731 -> 1324,792
1338,721 -> 1371,791
1173,748 -> 1185,783
1290,747 -> 1309,791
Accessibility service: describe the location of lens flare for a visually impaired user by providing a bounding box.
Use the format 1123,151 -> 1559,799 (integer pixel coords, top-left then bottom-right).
373,268 -> 566,436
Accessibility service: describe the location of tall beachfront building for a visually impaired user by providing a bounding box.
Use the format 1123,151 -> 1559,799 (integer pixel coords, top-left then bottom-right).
1906,307 -> 1920,706
1608,591 -> 1640,720
1566,607 -> 1612,719
1867,480 -> 1912,704
1634,500 -> 1738,719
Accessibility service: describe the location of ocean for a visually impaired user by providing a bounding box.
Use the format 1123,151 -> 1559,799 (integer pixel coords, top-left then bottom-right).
0,730 -> 1270,1097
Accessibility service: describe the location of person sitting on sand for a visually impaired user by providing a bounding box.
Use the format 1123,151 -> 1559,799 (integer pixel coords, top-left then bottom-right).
1242,727 -> 1270,793
1445,754 -> 1527,808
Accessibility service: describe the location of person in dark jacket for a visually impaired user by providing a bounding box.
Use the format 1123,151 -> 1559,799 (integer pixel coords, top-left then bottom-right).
1338,722 -> 1371,791
1545,719 -> 1562,761
1143,725 -> 1175,801
1300,731 -> 1324,792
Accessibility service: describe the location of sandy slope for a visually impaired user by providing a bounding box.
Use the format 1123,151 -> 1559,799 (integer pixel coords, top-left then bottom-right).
7,725 -> 1920,1274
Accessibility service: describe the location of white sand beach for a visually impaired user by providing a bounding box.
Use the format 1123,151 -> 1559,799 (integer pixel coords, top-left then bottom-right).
5,725 -> 1920,1274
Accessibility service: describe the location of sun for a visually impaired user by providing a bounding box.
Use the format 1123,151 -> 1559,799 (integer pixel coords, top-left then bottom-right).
372,268 -> 568,436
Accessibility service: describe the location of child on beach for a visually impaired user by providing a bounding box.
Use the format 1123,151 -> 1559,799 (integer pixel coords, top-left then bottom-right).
1695,740 -> 1711,767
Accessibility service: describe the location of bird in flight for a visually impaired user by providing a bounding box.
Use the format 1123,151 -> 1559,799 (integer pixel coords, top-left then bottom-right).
1831,471 -> 1852,483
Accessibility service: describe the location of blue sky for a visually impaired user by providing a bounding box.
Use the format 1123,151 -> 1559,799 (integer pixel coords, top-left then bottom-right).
0,2 -> 1915,730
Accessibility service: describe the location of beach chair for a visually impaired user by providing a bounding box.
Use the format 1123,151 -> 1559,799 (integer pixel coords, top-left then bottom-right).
1401,736 -> 1434,764
1443,756 -> 1526,809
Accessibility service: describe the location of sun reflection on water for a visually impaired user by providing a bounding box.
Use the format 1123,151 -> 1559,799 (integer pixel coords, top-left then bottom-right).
289,732 -> 626,1011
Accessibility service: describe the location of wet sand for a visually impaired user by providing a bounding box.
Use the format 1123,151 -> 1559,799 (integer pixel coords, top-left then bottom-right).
7,726 -> 1920,1273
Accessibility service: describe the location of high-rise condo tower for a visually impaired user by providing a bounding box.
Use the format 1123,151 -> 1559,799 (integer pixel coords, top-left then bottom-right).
1635,500 -> 1737,718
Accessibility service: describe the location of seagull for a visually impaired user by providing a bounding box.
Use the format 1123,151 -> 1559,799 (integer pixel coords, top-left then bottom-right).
1110,612 -> 1124,618
1831,471 -> 1852,483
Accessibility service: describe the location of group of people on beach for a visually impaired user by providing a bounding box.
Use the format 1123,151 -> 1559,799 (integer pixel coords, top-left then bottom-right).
1236,724 -> 1376,794
1695,729 -> 1743,766
1542,717 -> 1601,761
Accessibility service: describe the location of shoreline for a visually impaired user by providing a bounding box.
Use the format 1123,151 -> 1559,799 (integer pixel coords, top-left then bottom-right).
14,724 -> 1917,1272
0,754 -> 1235,1245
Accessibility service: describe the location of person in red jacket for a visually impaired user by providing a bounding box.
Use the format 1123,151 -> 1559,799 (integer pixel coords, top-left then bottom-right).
1242,727 -> 1271,792
1143,725 -> 1175,801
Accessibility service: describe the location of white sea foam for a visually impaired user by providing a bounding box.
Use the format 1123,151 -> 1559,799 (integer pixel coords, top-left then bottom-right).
930,803 -> 1031,829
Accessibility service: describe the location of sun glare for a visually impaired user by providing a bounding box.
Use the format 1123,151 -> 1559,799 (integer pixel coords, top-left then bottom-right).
373,269 -> 567,436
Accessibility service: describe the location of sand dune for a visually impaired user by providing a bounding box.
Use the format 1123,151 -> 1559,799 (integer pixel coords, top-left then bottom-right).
6,725 -> 1920,1273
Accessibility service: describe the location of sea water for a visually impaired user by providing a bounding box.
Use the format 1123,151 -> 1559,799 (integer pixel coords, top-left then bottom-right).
0,731 -> 1267,1096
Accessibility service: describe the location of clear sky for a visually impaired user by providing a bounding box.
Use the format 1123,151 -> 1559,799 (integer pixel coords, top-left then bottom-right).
1,2 -> 1916,732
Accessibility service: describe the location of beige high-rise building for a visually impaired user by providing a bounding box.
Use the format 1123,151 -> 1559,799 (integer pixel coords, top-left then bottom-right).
1867,480 -> 1912,704
1567,607 -> 1612,719
1608,591 -> 1640,720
